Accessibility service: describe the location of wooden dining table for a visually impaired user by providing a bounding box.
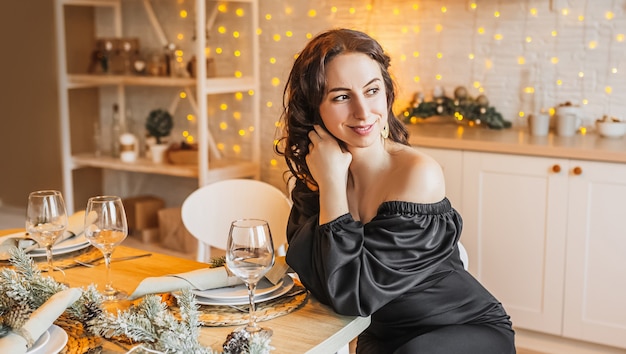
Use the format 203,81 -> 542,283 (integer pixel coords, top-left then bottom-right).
0,229 -> 370,353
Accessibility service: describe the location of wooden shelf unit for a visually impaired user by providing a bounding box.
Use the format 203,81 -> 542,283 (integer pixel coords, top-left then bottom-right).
55,0 -> 261,212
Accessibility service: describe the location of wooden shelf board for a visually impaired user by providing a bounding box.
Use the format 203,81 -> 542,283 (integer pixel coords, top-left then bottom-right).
66,74 -> 256,93
67,74 -> 196,88
71,153 -> 258,180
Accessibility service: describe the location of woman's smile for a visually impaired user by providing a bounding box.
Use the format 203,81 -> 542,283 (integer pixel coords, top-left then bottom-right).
349,123 -> 375,135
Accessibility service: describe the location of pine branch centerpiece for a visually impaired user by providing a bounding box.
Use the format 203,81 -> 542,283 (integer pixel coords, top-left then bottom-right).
0,247 -> 272,354
402,85 -> 512,129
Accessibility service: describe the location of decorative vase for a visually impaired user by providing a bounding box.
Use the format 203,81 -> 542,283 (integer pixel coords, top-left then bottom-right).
150,144 -> 169,164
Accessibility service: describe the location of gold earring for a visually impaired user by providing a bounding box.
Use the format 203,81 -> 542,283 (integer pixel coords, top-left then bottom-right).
381,122 -> 389,139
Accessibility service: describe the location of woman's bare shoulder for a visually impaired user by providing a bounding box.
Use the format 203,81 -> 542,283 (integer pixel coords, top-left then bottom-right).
387,145 -> 446,204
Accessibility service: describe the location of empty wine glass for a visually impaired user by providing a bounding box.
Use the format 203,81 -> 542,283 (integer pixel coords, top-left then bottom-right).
84,195 -> 128,302
25,190 -> 68,282
226,219 -> 275,336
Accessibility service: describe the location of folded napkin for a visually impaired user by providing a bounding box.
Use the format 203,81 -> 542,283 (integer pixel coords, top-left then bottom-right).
129,266 -> 242,300
129,256 -> 292,300
0,211 -> 91,260
65,210 -> 90,239
0,288 -> 82,353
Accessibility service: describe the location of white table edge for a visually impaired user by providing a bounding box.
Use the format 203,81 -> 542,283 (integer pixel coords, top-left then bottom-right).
305,315 -> 371,354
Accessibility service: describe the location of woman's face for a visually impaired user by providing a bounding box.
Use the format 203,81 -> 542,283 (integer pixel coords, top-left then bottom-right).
318,52 -> 388,149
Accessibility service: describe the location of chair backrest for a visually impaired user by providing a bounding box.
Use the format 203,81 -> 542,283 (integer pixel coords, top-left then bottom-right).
181,179 -> 292,263
458,241 -> 469,270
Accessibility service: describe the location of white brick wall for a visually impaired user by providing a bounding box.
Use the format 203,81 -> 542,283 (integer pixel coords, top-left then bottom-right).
97,1 -> 626,195
259,0 -> 626,187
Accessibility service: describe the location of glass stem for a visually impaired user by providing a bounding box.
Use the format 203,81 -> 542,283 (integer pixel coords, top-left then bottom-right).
103,252 -> 115,296
247,281 -> 259,332
45,245 -> 54,274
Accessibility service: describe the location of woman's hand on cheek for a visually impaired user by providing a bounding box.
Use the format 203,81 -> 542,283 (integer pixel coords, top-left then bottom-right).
306,125 -> 352,188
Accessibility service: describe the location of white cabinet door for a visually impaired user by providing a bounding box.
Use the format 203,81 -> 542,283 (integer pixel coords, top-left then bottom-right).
563,160 -> 626,349
416,147 -> 464,214
462,151 -> 569,334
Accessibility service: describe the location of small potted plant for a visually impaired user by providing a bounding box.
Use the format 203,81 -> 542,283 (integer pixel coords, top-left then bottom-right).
145,108 -> 173,163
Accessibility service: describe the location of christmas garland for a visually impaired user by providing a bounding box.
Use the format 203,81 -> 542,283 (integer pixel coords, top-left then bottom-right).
401,86 -> 512,129
0,247 -> 272,354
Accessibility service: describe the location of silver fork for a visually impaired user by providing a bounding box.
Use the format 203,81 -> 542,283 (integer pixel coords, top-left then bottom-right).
74,253 -> 152,268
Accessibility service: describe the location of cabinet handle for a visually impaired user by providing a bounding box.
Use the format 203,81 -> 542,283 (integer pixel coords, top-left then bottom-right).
572,166 -> 583,175
552,164 -> 561,173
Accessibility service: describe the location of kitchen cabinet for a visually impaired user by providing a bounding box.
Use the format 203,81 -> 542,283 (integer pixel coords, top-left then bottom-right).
461,152 -> 569,335
54,0 -> 260,212
562,159 -> 626,349
460,150 -> 626,350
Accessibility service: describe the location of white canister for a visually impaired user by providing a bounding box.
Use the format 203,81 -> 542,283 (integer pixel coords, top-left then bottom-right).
555,105 -> 583,137
528,113 -> 550,136
119,133 -> 138,163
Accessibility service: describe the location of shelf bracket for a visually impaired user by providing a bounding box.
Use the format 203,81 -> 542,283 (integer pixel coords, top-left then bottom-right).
142,0 -> 169,47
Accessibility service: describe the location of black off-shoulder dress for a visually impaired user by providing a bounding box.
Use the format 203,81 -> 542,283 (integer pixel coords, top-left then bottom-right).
285,180 -> 516,354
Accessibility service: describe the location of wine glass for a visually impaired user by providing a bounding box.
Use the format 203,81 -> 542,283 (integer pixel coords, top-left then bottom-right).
84,195 -> 128,302
225,219 -> 275,336
25,190 -> 68,282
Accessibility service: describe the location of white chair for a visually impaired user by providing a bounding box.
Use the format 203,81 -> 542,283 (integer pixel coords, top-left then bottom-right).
458,241 -> 469,270
181,179 -> 292,263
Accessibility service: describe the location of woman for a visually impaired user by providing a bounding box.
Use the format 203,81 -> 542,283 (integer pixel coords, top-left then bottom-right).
275,28 -> 515,353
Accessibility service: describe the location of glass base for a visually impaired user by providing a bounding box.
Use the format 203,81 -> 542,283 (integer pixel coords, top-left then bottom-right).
102,288 -> 128,303
236,325 -> 273,338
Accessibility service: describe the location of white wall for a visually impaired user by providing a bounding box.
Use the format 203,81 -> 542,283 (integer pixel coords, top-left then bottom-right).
257,0 -> 626,186
71,0 -> 626,204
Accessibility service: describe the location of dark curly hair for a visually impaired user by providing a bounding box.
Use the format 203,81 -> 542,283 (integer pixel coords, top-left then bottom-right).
274,28 -> 409,187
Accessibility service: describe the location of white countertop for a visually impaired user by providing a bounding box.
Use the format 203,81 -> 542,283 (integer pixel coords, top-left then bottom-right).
406,123 -> 626,164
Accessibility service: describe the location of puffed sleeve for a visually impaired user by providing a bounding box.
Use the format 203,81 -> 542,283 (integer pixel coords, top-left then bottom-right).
285,179 -> 463,316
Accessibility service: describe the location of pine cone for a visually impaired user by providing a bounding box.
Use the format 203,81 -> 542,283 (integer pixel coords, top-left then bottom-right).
222,329 -> 250,354
83,300 -> 103,323
4,303 -> 31,330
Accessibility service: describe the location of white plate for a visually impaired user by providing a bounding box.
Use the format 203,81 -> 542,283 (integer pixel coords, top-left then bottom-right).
28,325 -> 67,354
26,328 -> 50,354
193,277 -> 283,301
29,234 -> 90,257
194,275 -> 294,306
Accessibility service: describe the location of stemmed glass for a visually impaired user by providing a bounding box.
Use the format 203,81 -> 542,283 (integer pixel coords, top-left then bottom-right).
25,190 -> 68,282
84,195 -> 128,302
225,219 -> 275,336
